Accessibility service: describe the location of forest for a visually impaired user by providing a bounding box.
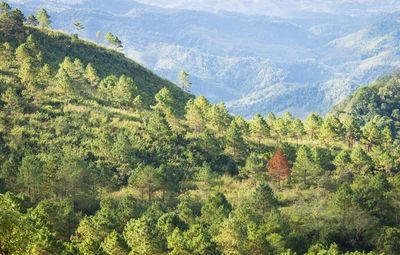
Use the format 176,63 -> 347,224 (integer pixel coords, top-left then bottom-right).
0,2 -> 400,255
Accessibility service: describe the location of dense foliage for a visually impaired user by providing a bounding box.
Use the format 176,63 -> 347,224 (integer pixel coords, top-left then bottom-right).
1,3 -> 400,255
333,71 -> 400,139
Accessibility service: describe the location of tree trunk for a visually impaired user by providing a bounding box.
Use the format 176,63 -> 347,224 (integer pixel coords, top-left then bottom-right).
148,184 -> 151,202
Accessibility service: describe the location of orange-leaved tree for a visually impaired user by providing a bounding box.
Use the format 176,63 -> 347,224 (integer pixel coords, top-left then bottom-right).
267,149 -> 290,190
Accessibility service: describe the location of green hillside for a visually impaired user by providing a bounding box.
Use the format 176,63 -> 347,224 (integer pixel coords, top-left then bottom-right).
332,71 -> 400,139
1,3 -> 400,255
0,9 -> 192,113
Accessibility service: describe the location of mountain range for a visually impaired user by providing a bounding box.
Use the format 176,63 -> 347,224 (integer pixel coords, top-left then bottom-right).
9,0 -> 400,118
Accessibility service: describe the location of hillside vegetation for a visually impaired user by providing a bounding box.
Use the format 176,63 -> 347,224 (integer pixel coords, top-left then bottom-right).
1,3 -> 400,255
333,71 -> 400,138
11,0 -> 400,118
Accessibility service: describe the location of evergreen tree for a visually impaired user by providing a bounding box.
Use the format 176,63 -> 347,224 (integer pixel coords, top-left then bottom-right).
207,103 -> 230,136
55,66 -> 74,104
36,8 -> 51,28
344,117 -> 361,148
234,115 -> 250,138
252,183 -> 278,215
105,32 -> 123,49
124,215 -> 166,254
319,114 -> 344,143
0,1 -> 11,14
153,87 -> 176,115
198,129 -> 221,161
310,146 -> 333,171
17,154 -> 44,203
382,126 -> 394,150
113,75 -> 135,108
250,113 -> 270,149
350,146 -> 372,175
73,22 -> 84,34
304,112 -> 323,140
178,69 -> 192,91
274,117 -> 288,144
291,145 -> 319,188
241,152 -> 267,187
201,192 -> 232,227
290,118 -> 306,145
85,63 -> 100,89
372,148 -> 395,176
185,98 -> 205,139
225,119 -> 246,161
26,14 -> 38,26
361,120 -> 382,152
101,230 -> 129,255
129,165 -> 162,202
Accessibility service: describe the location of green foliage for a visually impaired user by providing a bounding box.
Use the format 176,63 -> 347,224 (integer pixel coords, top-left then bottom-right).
292,145 -> 321,188
0,3 -> 399,255
124,214 -> 166,254
377,227 -> 400,255
105,32 -> 122,50
178,69 -> 191,92
74,22 -> 84,33
36,8 -> 51,28
305,112 -> 323,140
0,193 -> 66,254
101,230 -> 129,255
252,183 -> 278,215
250,113 -> 270,149
225,119 -> 247,162
201,192 -> 232,228
334,70 -> 400,137
319,114 -> 344,143
26,14 -> 38,26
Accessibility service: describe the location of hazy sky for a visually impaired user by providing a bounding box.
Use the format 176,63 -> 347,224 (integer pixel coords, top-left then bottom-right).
134,0 -> 400,16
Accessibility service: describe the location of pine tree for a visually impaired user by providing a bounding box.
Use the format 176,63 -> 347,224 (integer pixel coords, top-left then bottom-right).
291,145 -> 319,188
0,2 -> 11,14
105,32 -> 123,49
304,112 -> 323,140
208,102 -> 230,136
274,117 -> 288,144
73,22 -> 84,34
252,183 -> 278,215
55,66 -> 74,104
290,118 -> 306,145
178,69 -> 192,91
225,120 -> 246,161
344,117 -> 361,148
350,146 -> 372,175
382,126 -> 393,151
361,120 -> 382,152
242,152 -> 268,187
267,149 -> 290,190
319,114 -> 344,143
250,113 -> 270,149
153,87 -> 176,115
85,63 -> 100,89
113,75 -> 134,108
26,14 -> 38,26
36,8 -> 51,28
185,99 -> 205,139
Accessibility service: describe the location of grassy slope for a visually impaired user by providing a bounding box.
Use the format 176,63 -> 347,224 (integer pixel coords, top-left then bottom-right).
1,26 -> 192,114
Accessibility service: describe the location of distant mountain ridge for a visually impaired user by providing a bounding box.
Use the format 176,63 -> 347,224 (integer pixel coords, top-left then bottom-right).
9,0 -> 400,118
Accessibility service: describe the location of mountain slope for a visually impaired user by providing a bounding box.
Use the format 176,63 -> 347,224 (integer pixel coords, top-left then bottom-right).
8,0 -> 400,119
1,6 -> 400,254
332,70 -> 400,138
